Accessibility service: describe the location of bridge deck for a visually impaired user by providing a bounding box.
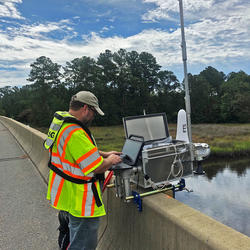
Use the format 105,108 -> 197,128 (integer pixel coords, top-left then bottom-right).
0,122 -> 58,249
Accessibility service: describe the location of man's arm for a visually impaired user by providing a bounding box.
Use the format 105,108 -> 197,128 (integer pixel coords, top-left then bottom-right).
93,153 -> 121,174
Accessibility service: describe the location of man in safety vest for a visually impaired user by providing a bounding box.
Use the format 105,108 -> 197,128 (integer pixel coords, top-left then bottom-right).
46,91 -> 122,250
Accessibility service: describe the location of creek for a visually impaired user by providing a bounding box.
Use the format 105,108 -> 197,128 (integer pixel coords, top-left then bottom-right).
175,158 -> 250,237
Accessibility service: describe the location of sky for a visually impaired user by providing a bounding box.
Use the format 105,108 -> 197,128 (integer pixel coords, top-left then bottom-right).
0,0 -> 250,88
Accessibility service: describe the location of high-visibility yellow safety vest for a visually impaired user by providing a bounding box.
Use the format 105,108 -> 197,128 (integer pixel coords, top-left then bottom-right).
45,111 -> 105,218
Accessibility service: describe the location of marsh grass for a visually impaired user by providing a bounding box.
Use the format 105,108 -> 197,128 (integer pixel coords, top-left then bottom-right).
91,123 -> 250,158
191,124 -> 250,158
91,126 -> 126,152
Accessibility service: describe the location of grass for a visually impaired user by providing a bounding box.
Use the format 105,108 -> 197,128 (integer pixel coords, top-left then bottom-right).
91,123 -> 250,158
38,123 -> 250,158
191,124 -> 250,158
91,125 -> 126,152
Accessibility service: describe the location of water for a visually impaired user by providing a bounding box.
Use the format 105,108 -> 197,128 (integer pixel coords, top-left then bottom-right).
175,159 -> 250,237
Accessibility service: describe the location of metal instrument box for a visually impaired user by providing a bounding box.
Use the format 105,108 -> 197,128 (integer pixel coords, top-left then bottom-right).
123,113 -> 193,188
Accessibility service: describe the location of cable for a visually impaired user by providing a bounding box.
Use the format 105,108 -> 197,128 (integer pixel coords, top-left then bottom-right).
165,144 -> 185,184
144,144 -> 188,190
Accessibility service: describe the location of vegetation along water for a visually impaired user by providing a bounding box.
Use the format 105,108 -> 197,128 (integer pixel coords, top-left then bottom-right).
91,123 -> 250,158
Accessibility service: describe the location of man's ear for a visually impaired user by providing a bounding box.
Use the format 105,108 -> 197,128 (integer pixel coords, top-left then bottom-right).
81,104 -> 88,113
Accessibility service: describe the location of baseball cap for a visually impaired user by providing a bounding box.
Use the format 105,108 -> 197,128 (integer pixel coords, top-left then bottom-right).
72,91 -> 104,116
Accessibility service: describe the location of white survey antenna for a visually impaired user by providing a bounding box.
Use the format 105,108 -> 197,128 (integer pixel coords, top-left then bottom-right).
176,109 -> 189,142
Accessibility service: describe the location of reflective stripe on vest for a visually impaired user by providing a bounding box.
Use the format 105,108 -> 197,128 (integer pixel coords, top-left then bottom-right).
51,123 -> 61,131
50,172 -> 64,207
44,111 -> 76,150
77,148 -> 102,175
51,154 -> 94,180
49,171 -> 100,217
81,183 -> 95,217
46,138 -> 54,148
56,124 -> 81,156
51,124 -> 100,178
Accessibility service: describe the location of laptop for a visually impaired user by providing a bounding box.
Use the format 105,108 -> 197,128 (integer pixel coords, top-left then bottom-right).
114,139 -> 144,169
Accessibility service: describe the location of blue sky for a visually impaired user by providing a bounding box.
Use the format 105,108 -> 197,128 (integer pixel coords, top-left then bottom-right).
0,0 -> 250,87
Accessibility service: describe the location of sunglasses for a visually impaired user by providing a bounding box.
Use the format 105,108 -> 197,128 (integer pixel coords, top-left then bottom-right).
88,105 -> 96,114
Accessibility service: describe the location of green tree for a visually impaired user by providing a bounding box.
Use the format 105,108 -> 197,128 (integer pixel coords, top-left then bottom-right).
5,50 -> 248,126
28,56 -> 61,88
27,56 -> 62,126
190,66 -> 225,123
199,66 -> 225,95
0,102 -> 5,116
126,50 -> 161,115
96,50 -> 121,124
64,56 -> 100,92
189,74 -> 210,123
154,70 -> 184,122
15,85 -> 34,123
96,49 -> 181,122
0,86 -> 21,118
221,71 -> 250,122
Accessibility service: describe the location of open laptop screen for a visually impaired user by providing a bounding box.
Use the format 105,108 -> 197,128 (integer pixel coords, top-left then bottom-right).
122,139 -> 143,165
123,113 -> 169,143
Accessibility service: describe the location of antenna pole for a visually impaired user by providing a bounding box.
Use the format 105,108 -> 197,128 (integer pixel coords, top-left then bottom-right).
178,0 -> 193,161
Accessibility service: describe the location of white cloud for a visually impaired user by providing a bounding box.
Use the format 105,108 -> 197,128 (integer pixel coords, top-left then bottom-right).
0,68 -> 30,87
0,0 -> 250,87
100,25 -> 114,34
0,25 -> 179,86
142,0 -> 216,22
142,0 -> 250,23
140,0 -> 250,74
0,0 -> 24,19
0,19 -> 249,87
4,19 -> 74,39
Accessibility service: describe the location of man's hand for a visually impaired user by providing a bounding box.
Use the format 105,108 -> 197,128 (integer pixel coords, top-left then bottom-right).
93,153 -> 122,174
107,153 -> 122,165
99,151 -> 122,158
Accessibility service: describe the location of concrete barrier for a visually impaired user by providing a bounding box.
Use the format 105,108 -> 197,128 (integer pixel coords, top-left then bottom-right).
0,116 -> 49,183
1,116 -> 250,250
98,188 -> 250,250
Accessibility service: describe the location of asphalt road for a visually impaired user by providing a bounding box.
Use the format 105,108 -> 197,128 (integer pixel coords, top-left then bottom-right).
0,122 -> 58,249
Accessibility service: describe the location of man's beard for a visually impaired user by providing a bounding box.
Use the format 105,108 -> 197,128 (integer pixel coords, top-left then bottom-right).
81,117 -> 92,127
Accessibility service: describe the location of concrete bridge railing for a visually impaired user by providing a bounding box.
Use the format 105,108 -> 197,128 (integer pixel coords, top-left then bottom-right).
0,116 -> 49,183
1,115 -> 249,250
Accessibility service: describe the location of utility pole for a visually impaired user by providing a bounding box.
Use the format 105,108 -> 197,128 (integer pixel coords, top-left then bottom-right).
178,0 -> 194,161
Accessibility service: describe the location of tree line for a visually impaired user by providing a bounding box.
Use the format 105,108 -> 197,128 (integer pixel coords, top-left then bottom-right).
0,49 -> 249,127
